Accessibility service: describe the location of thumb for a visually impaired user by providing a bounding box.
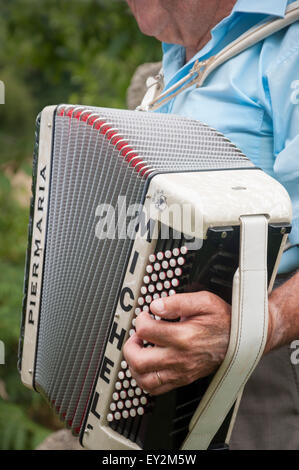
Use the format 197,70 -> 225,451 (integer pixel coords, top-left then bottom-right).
150,291 -> 229,319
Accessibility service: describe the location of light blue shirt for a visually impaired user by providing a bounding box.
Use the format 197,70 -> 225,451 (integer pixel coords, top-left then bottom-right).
159,0 -> 299,273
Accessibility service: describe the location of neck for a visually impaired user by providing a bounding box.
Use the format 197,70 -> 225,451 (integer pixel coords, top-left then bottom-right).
185,0 -> 236,62
185,32 -> 212,62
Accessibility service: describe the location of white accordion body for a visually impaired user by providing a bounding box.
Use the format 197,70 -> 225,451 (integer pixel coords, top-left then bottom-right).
19,105 -> 292,450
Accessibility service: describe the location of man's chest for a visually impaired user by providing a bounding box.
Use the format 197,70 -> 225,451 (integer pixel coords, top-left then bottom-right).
159,49 -> 275,176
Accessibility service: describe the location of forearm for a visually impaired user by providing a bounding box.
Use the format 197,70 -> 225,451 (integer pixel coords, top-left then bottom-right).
266,271 -> 299,353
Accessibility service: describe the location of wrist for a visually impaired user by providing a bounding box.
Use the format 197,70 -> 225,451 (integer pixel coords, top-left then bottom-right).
264,293 -> 283,354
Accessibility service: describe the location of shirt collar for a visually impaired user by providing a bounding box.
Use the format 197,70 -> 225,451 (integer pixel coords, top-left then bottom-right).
162,0 -> 291,56
162,0 -> 293,89
232,0 -> 289,18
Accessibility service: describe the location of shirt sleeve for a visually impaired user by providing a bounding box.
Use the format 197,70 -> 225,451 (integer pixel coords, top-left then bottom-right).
263,27 -> 299,272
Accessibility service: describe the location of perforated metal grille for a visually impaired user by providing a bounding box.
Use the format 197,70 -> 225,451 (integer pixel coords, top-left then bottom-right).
33,104 -> 253,434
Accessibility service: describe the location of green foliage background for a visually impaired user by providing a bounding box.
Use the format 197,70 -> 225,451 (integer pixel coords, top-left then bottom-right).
0,0 -> 161,449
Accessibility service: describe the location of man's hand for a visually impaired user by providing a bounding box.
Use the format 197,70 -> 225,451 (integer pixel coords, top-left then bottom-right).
124,271 -> 299,396
123,291 -> 231,395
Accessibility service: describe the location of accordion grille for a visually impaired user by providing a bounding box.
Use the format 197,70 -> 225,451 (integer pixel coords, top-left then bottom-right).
32,105 -> 253,434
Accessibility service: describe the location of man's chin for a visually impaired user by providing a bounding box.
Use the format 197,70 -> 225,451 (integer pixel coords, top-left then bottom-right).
138,22 -> 161,38
134,13 -> 169,41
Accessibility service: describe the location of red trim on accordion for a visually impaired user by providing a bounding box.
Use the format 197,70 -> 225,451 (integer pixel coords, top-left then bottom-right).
57,106 -> 152,179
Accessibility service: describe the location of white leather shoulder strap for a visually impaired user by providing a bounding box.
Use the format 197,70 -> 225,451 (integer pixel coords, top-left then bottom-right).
138,1 -> 299,111
182,215 -> 269,450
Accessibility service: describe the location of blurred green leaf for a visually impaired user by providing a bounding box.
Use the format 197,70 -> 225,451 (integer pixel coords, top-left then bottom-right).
0,401 -> 50,450
0,0 -> 161,449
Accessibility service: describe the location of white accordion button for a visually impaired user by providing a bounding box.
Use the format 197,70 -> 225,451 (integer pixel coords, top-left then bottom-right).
125,399 -> 132,409
177,257 -> 185,266
145,295 -> 152,304
123,380 -> 130,389
154,262 -> 161,272
172,248 -> 180,257
166,270 -> 174,279
156,282 -> 163,291
130,378 -> 137,387
148,254 -> 156,263
140,396 -> 148,405
175,267 -> 182,277
115,381 -> 122,391
162,260 -> 169,269
132,397 -> 139,407
146,265 -> 153,274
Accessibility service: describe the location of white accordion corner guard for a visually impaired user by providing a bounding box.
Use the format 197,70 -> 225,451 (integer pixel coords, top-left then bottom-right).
19,104 -> 292,450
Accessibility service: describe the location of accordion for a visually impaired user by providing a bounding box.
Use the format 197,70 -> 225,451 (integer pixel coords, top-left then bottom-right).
19,104 -> 292,450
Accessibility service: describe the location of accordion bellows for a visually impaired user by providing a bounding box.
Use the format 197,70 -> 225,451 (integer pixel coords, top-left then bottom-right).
19,104 -> 292,449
